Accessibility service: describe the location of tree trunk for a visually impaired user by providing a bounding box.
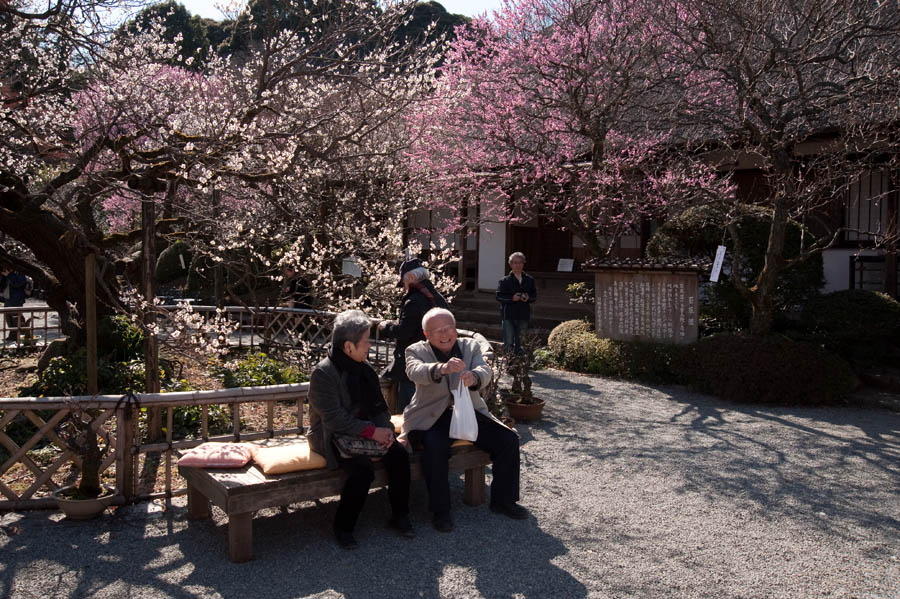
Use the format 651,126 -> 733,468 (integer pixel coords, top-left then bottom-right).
0,197 -> 119,344
747,192 -> 789,336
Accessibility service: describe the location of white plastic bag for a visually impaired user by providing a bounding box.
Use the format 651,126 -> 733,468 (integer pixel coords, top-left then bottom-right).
449,378 -> 478,442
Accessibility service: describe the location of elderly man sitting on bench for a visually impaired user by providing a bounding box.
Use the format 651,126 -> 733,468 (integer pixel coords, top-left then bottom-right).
400,307 -> 528,532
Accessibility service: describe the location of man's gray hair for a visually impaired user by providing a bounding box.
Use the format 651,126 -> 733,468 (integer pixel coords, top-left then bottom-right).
422,307 -> 455,332
508,251 -> 526,265
404,266 -> 430,285
331,309 -> 371,350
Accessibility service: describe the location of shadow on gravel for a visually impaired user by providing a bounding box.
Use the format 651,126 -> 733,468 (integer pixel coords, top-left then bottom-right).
529,370 -> 900,551
0,483 -> 587,599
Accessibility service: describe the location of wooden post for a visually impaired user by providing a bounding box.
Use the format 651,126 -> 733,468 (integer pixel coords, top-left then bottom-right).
85,253 -> 98,395
213,188 -> 224,307
143,199 -> 161,439
116,405 -> 136,500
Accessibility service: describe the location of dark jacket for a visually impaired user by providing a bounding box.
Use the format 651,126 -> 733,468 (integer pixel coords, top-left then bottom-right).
381,279 -> 448,382
307,355 -> 392,469
2,272 -> 28,308
496,272 -> 537,322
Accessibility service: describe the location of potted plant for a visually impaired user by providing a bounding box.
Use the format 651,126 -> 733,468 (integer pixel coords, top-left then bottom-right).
52,400 -> 115,519
501,333 -> 545,422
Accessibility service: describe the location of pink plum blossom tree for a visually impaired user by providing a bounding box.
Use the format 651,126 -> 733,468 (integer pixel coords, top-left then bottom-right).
407,0 -> 733,260
660,0 -> 900,334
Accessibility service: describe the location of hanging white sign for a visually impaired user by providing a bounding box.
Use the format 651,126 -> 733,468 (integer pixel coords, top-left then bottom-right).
710,245 -> 726,283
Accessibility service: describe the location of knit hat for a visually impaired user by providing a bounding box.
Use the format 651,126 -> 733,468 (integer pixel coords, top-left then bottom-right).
397,258 -> 422,287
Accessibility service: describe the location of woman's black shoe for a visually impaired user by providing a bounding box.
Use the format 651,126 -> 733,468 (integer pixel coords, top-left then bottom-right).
389,515 -> 416,538
335,530 -> 358,549
433,512 -> 453,532
489,502 -> 528,520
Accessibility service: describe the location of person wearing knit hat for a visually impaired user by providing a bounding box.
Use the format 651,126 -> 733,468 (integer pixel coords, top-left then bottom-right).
379,258 -> 449,411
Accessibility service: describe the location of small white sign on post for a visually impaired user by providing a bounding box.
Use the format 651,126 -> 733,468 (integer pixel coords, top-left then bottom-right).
710,245 -> 726,283
557,258 -> 574,272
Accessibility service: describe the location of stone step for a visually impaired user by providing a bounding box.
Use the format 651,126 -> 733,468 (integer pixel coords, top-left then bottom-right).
450,292 -> 593,323
456,321 -> 552,345
452,305 -> 592,328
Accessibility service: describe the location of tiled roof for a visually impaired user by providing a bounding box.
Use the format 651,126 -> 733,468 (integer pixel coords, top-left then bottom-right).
583,257 -> 711,272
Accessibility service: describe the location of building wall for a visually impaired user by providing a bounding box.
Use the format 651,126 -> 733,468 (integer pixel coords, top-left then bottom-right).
822,248 -> 885,292
478,219 -> 507,291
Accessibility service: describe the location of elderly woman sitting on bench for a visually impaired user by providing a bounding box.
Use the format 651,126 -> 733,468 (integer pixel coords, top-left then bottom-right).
307,309 -> 414,549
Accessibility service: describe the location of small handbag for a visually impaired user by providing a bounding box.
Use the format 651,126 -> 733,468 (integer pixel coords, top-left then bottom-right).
332,433 -> 390,458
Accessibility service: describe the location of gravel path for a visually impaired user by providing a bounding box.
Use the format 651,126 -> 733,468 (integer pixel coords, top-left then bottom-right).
2,369 -> 898,599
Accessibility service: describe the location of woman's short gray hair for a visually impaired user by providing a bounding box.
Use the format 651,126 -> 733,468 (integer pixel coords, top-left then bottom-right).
508,252 -> 526,265
403,266 -> 430,285
422,307 -> 455,332
331,309 -> 371,350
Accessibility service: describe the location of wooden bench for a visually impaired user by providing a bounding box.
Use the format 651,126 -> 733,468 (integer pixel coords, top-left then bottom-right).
178,444 -> 491,562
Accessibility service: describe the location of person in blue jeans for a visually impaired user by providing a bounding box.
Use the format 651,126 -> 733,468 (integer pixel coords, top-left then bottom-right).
496,252 -> 537,354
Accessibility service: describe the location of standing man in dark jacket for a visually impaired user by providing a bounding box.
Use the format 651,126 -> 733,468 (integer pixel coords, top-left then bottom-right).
307,310 -> 413,549
496,252 -> 537,354
379,258 -> 449,411
1,266 -> 28,342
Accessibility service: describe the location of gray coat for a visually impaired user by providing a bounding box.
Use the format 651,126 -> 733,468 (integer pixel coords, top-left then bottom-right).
399,337 -> 510,443
307,355 -> 392,469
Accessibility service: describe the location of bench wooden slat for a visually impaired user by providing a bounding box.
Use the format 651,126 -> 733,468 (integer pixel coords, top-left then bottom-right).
178,444 -> 491,562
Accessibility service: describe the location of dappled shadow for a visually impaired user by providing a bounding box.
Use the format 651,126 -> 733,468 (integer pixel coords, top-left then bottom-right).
0,480 -> 586,599
528,371 -> 900,548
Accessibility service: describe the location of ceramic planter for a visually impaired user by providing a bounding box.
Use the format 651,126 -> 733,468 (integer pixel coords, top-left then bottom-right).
53,484 -> 116,520
504,398 -> 545,422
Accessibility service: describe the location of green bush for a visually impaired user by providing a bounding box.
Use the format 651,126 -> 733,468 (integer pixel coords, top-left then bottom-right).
561,332 -> 681,383
798,290 -> 900,368
676,334 -> 858,405
548,320 -> 593,361
615,340 -> 683,384
21,352 -> 149,397
563,333 -> 623,376
167,404 -> 232,439
214,352 -> 307,388
156,240 -> 192,283
97,314 -> 144,362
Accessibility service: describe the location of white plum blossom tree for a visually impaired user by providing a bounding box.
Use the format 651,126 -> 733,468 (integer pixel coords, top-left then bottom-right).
1,0 -> 456,350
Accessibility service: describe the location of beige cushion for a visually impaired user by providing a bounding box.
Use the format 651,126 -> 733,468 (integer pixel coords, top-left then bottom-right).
251,440 -> 326,474
177,442 -> 253,468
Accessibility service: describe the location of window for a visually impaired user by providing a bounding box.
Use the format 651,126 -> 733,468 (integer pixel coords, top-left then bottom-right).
844,170 -> 892,244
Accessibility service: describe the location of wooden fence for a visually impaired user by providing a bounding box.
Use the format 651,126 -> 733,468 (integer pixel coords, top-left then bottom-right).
0,306 -> 402,511
0,305 -> 393,366
0,328 -> 496,512
0,384 -> 311,511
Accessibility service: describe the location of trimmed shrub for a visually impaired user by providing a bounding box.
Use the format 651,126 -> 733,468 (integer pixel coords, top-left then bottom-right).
561,332 -> 682,383
548,320 -> 593,361
616,340 -> 683,384
214,352 -> 308,388
564,332 -> 622,376
798,290 -> 900,368
676,334 -> 857,405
